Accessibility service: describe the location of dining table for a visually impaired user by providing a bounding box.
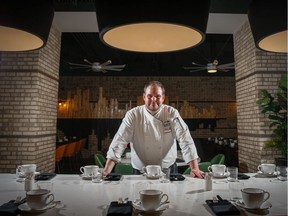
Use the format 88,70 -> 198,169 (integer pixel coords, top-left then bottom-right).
0,173 -> 287,216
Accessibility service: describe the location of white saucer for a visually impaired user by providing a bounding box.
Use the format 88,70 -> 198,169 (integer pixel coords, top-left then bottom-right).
18,201 -> 57,213
133,200 -> 169,215
212,172 -> 228,179
255,171 -> 277,178
81,173 -> 102,180
143,173 -> 163,179
235,200 -> 272,211
80,174 -> 92,180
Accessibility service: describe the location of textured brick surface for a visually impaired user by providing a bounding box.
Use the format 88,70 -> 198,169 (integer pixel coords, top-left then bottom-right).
234,20 -> 287,172
0,26 -> 61,173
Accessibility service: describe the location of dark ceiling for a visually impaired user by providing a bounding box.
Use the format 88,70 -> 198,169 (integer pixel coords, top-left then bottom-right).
55,0 -> 252,77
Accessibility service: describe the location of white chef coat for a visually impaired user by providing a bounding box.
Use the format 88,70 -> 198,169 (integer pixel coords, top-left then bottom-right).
106,104 -> 199,170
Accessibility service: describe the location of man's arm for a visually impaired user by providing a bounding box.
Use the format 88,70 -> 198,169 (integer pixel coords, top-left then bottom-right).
171,114 -> 204,178
102,158 -> 117,176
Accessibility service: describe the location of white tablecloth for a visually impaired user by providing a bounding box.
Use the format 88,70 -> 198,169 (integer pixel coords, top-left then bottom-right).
0,173 -> 287,216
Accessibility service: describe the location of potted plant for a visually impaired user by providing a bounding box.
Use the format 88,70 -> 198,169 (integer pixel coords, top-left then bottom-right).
256,75 -> 287,166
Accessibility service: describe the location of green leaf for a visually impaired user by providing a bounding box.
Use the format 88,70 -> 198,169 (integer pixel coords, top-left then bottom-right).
279,75 -> 287,90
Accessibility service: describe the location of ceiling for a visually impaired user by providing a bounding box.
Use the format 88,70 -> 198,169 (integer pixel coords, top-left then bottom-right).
53,0 -> 252,77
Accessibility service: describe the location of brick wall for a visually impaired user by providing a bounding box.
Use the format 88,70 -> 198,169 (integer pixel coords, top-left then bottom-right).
234,20 -> 287,172
0,26 -> 61,173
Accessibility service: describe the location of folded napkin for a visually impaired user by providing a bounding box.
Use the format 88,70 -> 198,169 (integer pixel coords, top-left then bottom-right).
206,199 -> 240,215
0,200 -> 20,216
35,173 -> 56,181
104,173 -> 123,181
238,173 -> 250,180
107,201 -> 132,216
170,173 -> 186,181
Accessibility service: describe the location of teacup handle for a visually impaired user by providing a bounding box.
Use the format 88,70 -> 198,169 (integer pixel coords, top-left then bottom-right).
263,191 -> 270,203
142,167 -> 147,174
159,194 -> 169,206
80,167 -> 85,174
16,166 -> 22,175
45,194 -> 55,205
257,165 -> 262,172
208,166 -> 212,172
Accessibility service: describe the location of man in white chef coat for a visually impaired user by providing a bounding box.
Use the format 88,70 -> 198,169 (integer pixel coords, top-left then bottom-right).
103,81 -> 204,178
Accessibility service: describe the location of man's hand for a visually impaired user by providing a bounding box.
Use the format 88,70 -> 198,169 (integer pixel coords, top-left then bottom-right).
190,168 -> 205,178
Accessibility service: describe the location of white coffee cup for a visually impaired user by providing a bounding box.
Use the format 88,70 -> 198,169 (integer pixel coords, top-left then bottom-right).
142,165 -> 161,177
125,152 -> 131,158
26,189 -> 55,210
257,163 -> 276,175
80,165 -> 99,177
139,189 -> 169,211
241,188 -> 270,209
16,164 -> 37,177
208,164 -> 227,177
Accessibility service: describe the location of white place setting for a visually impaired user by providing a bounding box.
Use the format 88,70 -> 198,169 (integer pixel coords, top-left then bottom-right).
0,171 -> 287,216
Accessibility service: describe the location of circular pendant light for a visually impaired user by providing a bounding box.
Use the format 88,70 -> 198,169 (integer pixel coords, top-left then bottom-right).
95,0 -> 210,53
248,0 -> 287,53
0,0 -> 54,52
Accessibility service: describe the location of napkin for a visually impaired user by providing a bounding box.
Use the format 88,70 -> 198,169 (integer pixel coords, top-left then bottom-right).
0,200 -> 20,216
104,173 -> 123,181
107,201 -> 132,216
206,199 -> 240,215
170,173 -> 186,181
237,173 -> 250,180
35,173 -> 56,181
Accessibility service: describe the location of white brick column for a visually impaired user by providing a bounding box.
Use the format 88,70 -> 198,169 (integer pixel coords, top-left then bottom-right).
0,26 -> 61,173
234,20 -> 287,172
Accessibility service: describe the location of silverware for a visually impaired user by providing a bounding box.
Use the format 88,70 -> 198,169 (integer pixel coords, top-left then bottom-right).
118,197 -> 123,204
14,196 -> 21,203
118,197 -> 129,204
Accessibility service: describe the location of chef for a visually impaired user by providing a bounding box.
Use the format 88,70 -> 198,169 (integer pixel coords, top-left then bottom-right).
103,80 -> 204,178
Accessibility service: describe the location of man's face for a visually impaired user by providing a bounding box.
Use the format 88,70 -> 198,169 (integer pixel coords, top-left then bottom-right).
143,85 -> 165,113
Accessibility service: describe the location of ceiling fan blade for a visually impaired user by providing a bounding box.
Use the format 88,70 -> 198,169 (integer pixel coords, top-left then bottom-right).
192,62 -> 206,67
217,68 -> 230,72
183,66 -> 207,69
217,66 -> 234,70
70,66 -> 92,69
104,68 -> 123,71
100,60 -> 112,67
218,62 -> 234,67
68,62 -> 90,67
83,59 -> 93,64
189,68 -> 207,73
102,65 -> 126,69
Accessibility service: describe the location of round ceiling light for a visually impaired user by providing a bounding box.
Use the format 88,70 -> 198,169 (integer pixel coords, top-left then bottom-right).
95,0 -> 210,53
0,0 -> 54,52
248,0 -> 287,53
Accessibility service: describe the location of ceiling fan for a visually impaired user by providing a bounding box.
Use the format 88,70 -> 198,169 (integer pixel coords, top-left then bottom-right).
68,59 -> 126,73
183,60 -> 235,73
